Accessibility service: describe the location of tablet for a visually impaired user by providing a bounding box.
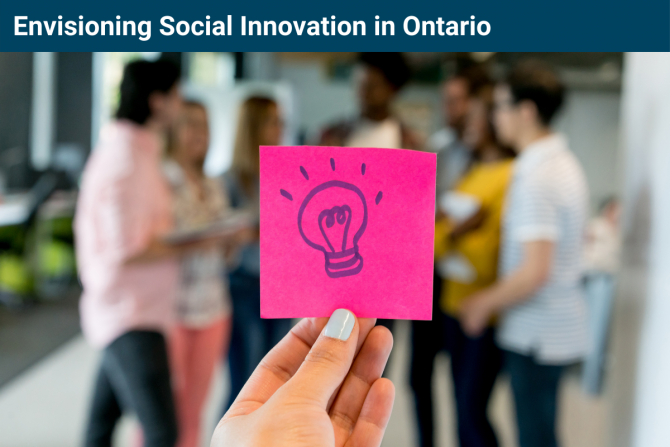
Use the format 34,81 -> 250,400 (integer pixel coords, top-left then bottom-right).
163,211 -> 254,245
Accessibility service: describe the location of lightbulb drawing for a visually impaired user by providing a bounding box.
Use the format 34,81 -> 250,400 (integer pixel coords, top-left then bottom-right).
279,158 -> 383,278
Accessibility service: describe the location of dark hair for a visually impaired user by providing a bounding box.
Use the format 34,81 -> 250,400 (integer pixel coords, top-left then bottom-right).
359,52 -> 411,90
116,59 -> 181,125
471,86 -> 516,162
453,63 -> 492,98
505,60 -> 565,125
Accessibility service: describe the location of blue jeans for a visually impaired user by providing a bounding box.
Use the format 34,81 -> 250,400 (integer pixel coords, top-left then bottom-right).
582,273 -> 615,395
505,350 -> 564,447
443,315 -> 502,447
223,268 -> 292,413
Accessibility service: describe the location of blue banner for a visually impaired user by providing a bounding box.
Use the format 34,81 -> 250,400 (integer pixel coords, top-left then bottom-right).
2,0 -> 669,51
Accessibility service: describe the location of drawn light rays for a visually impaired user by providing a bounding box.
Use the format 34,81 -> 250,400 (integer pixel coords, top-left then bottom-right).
281,159 -> 382,205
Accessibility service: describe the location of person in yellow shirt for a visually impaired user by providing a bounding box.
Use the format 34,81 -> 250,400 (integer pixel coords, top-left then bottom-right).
434,88 -> 514,447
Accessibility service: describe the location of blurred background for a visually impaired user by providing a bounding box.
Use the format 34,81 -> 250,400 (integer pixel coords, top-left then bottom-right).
0,51 -> 667,447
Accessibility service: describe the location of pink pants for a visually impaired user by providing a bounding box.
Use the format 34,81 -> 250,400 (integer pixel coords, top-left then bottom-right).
170,318 -> 231,447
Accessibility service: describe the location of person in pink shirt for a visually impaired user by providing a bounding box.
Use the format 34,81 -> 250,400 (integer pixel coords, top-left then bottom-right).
76,59 -> 184,447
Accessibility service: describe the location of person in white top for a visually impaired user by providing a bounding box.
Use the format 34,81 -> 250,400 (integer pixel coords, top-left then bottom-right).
318,52 -> 419,375
460,61 -> 589,447
583,197 -> 621,275
318,52 -> 420,151
164,100 -> 238,447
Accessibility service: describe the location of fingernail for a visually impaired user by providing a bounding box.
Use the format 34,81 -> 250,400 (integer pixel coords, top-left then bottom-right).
324,309 -> 355,341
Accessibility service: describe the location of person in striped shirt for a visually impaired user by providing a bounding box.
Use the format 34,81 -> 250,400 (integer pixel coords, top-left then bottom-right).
460,61 -> 589,447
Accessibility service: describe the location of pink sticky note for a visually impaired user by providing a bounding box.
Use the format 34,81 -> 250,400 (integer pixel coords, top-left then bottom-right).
260,146 -> 436,320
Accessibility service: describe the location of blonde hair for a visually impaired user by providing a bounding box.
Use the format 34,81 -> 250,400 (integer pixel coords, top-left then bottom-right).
231,96 -> 277,178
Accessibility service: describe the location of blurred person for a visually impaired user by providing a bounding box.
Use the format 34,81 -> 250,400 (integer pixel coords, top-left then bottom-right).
163,100 -> 235,447
222,96 -> 292,413
76,59 -> 183,447
583,197 -> 621,274
319,52 -> 419,150
212,310 -> 395,447
319,51 -> 417,363
581,196 -> 621,394
412,63 -> 491,447
460,61 -> 589,447
429,64 -> 492,196
433,88 -> 515,447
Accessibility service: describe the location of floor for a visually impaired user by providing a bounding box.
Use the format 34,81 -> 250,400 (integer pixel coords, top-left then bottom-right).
0,321 -> 607,447
0,292 -> 80,387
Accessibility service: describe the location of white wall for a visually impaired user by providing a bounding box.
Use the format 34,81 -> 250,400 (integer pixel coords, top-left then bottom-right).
555,90 -> 622,210
607,52 -> 670,447
278,60 -> 356,142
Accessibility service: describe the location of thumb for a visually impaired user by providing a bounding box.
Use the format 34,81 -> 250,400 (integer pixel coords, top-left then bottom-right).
282,309 -> 359,408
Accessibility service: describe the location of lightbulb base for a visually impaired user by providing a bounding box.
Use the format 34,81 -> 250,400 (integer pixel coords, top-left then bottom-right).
324,247 -> 363,278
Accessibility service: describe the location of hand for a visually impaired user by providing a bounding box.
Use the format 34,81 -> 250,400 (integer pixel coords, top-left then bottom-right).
459,291 -> 495,337
211,310 -> 395,447
232,226 -> 258,245
450,209 -> 486,241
